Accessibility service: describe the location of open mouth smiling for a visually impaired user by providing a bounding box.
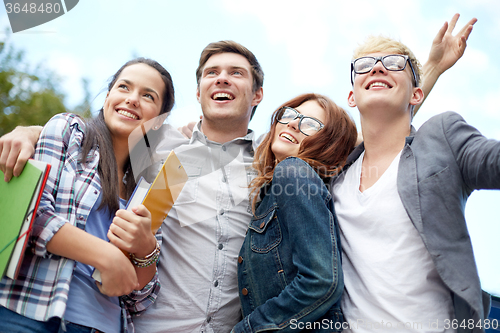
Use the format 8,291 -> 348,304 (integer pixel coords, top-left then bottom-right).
366,81 -> 392,90
280,132 -> 298,144
212,92 -> 235,101
117,109 -> 139,120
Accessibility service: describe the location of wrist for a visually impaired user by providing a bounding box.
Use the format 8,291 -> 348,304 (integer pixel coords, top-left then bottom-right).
133,234 -> 157,258
93,241 -> 122,271
129,239 -> 160,268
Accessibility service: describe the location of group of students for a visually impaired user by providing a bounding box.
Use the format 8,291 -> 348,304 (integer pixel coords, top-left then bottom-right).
0,13 -> 498,333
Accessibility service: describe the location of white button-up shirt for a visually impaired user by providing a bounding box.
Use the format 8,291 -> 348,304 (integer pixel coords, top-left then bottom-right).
133,122 -> 257,333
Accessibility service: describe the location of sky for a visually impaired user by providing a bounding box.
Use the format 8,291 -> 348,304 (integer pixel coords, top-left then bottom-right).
1,0 -> 499,296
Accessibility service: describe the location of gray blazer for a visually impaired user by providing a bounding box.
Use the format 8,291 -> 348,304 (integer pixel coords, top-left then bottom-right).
330,111 -> 500,333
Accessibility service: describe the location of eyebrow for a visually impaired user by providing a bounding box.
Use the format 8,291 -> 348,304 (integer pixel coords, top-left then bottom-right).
118,79 -> 160,99
203,65 -> 249,74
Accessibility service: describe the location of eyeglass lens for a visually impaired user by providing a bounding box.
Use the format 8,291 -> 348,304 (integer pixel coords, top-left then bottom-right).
278,108 -> 322,135
354,55 -> 407,74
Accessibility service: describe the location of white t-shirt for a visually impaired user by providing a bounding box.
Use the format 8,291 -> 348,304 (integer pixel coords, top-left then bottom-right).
332,151 -> 455,333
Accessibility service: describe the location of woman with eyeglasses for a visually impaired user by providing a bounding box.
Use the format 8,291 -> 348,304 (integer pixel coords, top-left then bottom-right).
232,93 -> 358,332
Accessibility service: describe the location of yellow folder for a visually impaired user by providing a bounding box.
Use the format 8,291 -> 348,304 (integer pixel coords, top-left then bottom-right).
127,150 -> 188,232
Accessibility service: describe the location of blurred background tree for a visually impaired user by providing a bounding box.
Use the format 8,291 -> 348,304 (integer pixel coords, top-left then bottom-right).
0,32 -> 91,136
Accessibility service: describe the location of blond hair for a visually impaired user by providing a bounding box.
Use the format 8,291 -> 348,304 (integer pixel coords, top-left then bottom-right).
353,35 -> 422,87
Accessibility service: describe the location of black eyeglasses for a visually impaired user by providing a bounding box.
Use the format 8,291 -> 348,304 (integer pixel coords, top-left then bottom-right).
350,54 -> 418,87
277,106 -> 324,136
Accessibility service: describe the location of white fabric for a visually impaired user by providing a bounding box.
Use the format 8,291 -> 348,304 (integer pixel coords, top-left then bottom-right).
332,151 -> 455,333
133,123 -> 257,333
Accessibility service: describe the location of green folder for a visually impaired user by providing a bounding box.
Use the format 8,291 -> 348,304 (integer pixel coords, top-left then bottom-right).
0,163 -> 43,278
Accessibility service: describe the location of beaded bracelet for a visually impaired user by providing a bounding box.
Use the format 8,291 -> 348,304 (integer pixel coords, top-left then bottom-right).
129,240 -> 160,268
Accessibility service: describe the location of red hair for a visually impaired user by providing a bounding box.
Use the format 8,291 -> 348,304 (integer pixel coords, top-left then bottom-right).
250,93 -> 357,211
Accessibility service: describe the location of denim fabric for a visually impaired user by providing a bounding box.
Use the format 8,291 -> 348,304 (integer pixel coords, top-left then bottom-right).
0,306 -> 100,333
234,157 -> 344,333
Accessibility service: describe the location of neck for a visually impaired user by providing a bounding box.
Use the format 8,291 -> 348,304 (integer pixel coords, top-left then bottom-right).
360,109 -> 411,160
200,118 -> 249,143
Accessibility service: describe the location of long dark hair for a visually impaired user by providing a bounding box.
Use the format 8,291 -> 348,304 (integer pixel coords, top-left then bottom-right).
81,58 -> 175,215
250,93 -> 357,212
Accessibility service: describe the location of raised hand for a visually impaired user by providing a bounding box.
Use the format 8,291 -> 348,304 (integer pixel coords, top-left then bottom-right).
427,13 -> 477,75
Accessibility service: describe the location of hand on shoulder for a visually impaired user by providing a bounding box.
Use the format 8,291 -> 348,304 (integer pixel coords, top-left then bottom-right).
0,125 -> 42,182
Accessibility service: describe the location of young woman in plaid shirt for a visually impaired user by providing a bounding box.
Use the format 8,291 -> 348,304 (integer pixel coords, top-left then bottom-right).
0,58 -> 175,333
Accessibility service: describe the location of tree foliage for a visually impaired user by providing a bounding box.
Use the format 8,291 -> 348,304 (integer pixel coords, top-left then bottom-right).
0,34 -> 91,136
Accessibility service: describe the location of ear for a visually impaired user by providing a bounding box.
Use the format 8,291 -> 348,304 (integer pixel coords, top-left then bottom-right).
409,87 -> 424,106
196,87 -> 201,104
347,90 -> 357,107
251,87 -> 264,106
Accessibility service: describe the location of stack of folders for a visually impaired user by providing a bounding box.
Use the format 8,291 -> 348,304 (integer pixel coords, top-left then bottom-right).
0,160 -> 51,279
92,150 -> 188,282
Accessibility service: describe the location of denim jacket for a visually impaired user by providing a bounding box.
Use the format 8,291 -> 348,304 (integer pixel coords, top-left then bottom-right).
233,157 -> 344,333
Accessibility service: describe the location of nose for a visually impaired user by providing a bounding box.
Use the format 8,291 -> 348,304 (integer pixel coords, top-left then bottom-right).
287,117 -> 300,131
371,59 -> 386,75
126,92 -> 140,107
216,71 -> 230,85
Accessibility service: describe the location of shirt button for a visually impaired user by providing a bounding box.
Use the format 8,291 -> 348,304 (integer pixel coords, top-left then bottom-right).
218,243 -> 223,250
79,216 -> 84,220
241,288 -> 248,296
238,256 -> 243,264
221,146 -> 226,151
214,280 -> 218,287
207,316 -> 211,323
219,210 -> 224,216
94,190 -> 98,195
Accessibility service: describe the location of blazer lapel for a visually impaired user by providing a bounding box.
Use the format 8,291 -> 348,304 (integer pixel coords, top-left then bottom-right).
397,132 -> 425,237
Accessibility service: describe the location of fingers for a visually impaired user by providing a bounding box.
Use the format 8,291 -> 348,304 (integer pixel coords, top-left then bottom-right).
0,128 -> 37,181
459,17 -> 477,36
0,140 -> 14,181
447,13 -> 460,32
0,140 -> 30,182
96,276 -> 139,296
14,144 -> 34,177
109,206 -> 153,253
131,204 -> 151,218
178,125 -> 194,139
448,13 -> 477,39
433,21 -> 448,44
177,120 -> 198,139
461,21 -> 475,41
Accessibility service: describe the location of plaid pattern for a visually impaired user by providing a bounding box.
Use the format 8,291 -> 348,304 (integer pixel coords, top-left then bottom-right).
0,113 -> 161,332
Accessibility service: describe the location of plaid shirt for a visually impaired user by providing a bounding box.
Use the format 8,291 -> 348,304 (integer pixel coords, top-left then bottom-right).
0,113 -> 161,332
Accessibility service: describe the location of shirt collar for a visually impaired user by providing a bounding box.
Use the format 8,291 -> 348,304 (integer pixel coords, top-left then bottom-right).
190,120 -> 256,146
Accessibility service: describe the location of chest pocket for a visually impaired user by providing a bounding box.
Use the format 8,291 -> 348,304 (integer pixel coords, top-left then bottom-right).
174,163 -> 201,205
249,205 -> 281,253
